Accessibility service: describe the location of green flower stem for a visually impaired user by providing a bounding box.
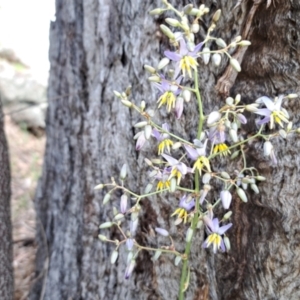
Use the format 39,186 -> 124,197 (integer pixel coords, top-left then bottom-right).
177,186 -> 196,193
179,71 -> 203,300
135,242 -> 182,256
194,70 -> 205,139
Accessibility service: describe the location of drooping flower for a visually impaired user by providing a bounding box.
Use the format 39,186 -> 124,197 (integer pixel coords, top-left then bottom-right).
134,131 -> 147,151
152,123 -> 173,155
172,195 -> 195,224
155,168 -> 171,191
153,75 -> 182,112
254,95 -> 289,129
164,39 -> 203,78
184,140 -> 211,175
202,216 -> 232,253
209,123 -> 231,156
161,154 -> 193,185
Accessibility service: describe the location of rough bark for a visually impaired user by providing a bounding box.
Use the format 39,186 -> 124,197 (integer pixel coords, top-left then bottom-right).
31,0 -> 300,299
0,100 -> 13,298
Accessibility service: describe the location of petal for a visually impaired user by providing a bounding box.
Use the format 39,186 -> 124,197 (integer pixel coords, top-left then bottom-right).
262,97 -> 275,111
212,218 -> 220,231
152,128 -> 161,141
178,39 -> 188,56
220,239 -> 226,252
257,116 -> 270,125
175,97 -> 184,119
191,41 -> 204,54
255,96 -> 272,104
184,144 -> 199,160
254,108 -> 271,117
217,223 -> 232,235
177,162 -> 187,175
203,215 -> 215,231
162,153 -> 178,166
164,50 -> 181,61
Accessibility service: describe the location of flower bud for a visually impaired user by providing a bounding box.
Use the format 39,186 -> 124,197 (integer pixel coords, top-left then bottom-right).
148,75 -> 161,82
224,236 -> 231,251
183,4 -> 193,14
223,211 -> 232,220
256,175 -> 266,181
144,124 -> 152,140
212,53 -> 222,66
160,25 -> 175,39
155,227 -> 169,237
144,183 -> 153,194
174,256 -> 182,266
121,99 -> 133,107
114,213 -> 124,221
120,194 -> 128,213
251,183 -> 259,194
120,164 -> 127,180
263,141 -> 273,156
212,9 -> 221,23
236,188 -> 248,203
111,250 -> 119,264
165,18 -> 180,27
113,90 -> 121,97
149,8 -> 164,15
172,142 -> 182,150
144,64 -> 156,74
126,238 -> 134,251
98,234 -> 108,241
94,183 -> 104,190
99,222 -> 113,229
153,250 -> 162,261
183,90 -> 192,102
245,103 -> 259,112
134,121 -> 148,128
220,171 -> 230,179
197,220 -> 203,229
220,190 -> 232,209
216,38 -> 227,48
229,129 -> 238,143
202,47 -> 211,65
230,150 -> 240,160
170,177 -> 177,192
207,111 -> 221,125
202,173 -> 211,184
103,193 -> 111,205
230,58 -> 241,72
287,122 -> 293,132
279,129 -> 287,139
237,113 -> 247,124
191,23 -> 200,33
225,97 -> 234,105
238,40 -> 251,46
185,227 -> 193,242
124,260 -> 136,279
287,93 -> 298,99
157,57 -> 170,69
140,101 -> 146,111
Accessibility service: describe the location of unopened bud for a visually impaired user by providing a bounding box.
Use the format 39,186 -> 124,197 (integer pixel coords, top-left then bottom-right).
263,141 -> 273,156
170,177 -> 177,192
202,47 -> 211,65
236,188 -> 248,203
221,171 -> 231,179
94,183 -> 104,190
229,129 -> 238,143
223,211 -> 232,220
144,124 -> 152,140
155,227 -> 169,237
212,9 -> 221,23
144,158 -> 152,166
287,93 -> 298,99
245,103 -> 259,112
148,75 -> 161,82
144,64 -> 156,74
182,89 -> 191,102
224,236 -> 231,251
230,58 -> 241,72
207,111 -> 221,125
160,24 -> 175,39
121,99 -> 133,107
216,38 -> 227,48
183,4 -> 193,14
111,250 -> 119,264
114,213 -> 124,221
103,193 -> 111,205
197,220 -> 203,229
238,40 -> 251,46
250,183 -> 259,194
165,18 -> 180,27
120,164 -> 127,180
202,173 -> 211,184
256,176 -> 266,181
279,129 -> 287,139
153,250 -> 162,261
149,8 -> 164,15
172,142 -> 182,150
287,122 -> 293,131
157,57 -> 170,69
134,121 -> 147,128
140,101 -> 146,110
212,53 -> 221,66
185,227 -> 193,242
174,256 -> 182,266
230,150 -> 240,159
120,194 -> 128,213
99,221 -> 113,229
98,234 -> 108,241
191,23 -> 200,33
113,90 -> 121,97
144,183 -> 153,194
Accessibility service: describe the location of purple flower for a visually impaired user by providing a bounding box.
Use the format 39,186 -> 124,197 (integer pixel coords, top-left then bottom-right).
124,260 -> 136,279
171,195 -> 195,224
254,95 -> 289,129
126,238 -> 134,251
153,76 -> 182,112
152,123 -> 173,154
162,154 -> 193,185
164,39 -> 203,78
208,124 -> 226,144
134,131 -> 147,151
202,217 -> 232,253
184,140 -> 211,174
220,190 -> 232,209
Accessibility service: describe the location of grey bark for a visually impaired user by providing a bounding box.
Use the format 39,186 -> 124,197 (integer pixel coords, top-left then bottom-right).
0,100 -> 13,298
31,0 -> 300,300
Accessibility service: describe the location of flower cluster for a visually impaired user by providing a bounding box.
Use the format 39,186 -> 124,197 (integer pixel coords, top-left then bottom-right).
95,1 -> 298,298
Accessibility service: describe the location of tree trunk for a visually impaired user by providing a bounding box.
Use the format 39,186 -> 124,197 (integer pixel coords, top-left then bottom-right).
31,0 -> 300,299
0,101 -> 13,298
